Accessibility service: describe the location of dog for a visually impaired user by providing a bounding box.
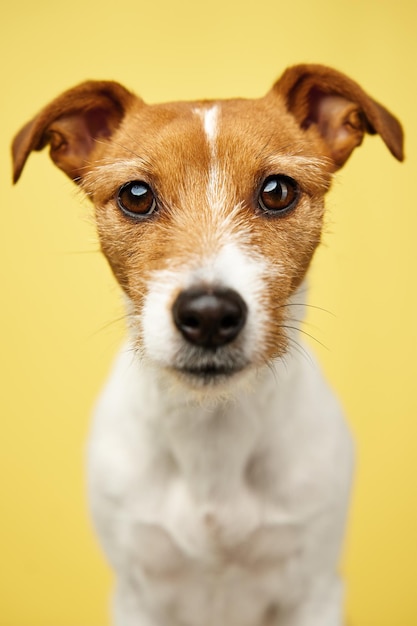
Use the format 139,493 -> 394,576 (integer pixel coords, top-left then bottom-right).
12,65 -> 403,626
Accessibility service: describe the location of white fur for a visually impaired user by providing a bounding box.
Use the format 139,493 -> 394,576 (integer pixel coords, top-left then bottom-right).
203,105 -> 219,146
88,338 -> 353,626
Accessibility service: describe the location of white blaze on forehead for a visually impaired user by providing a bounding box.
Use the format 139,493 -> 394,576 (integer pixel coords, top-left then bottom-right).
194,104 -> 228,214
203,105 -> 219,150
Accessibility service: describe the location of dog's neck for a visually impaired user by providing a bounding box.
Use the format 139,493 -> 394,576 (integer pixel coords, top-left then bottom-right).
119,312 -> 307,508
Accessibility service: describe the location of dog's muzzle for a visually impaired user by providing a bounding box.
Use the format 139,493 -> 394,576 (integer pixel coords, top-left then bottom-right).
171,287 -> 249,383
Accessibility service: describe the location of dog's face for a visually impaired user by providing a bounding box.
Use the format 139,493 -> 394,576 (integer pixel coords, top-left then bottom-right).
84,97 -> 332,386
12,65 -> 403,389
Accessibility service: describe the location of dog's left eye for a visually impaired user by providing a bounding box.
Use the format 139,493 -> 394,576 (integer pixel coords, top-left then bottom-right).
117,181 -> 156,218
258,175 -> 299,215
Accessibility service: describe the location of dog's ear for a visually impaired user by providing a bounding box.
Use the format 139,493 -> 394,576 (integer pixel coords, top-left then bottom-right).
271,64 -> 404,169
12,81 -> 137,183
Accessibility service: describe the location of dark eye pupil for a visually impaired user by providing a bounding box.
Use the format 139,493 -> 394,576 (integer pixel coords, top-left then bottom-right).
259,175 -> 298,214
117,181 -> 156,217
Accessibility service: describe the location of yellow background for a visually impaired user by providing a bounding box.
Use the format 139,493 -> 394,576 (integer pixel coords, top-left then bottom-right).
1,0 -> 416,624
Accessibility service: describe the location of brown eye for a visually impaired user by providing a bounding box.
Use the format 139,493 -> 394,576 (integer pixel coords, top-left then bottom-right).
258,175 -> 299,215
117,181 -> 156,218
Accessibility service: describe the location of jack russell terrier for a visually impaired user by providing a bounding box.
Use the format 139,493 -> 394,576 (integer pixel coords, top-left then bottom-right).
12,64 -> 403,626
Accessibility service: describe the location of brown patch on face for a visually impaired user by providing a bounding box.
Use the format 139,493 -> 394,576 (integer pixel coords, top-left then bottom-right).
83,95 -> 332,362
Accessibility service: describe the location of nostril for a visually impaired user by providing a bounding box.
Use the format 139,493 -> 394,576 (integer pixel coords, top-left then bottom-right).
182,315 -> 200,329
221,315 -> 236,329
173,287 -> 247,348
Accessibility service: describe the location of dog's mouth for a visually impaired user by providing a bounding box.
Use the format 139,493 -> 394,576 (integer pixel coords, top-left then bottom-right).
170,349 -> 249,386
176,363 -> 245,384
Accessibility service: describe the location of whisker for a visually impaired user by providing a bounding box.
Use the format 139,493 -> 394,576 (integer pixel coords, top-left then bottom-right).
263,358 -> 280,381
88,315 -> 126,339
285,335 -> 315,366
279,325 -> 329,351
278,314 -> 327,335
120,130 -> 154,159
271,302 -> 335,317
126,285 -> 147,300
93,137 -> 144,161
255,136 -> 275,161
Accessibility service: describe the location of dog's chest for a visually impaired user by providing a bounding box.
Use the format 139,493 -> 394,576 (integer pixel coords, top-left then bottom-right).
88,357 -> 346,625
95,411 -> 313,625
131,464 -> 302,564
116,456 -> 308,626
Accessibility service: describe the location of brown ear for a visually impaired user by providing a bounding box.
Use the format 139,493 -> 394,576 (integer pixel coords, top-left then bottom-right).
271,64 -> 404,169
12,81 -> 137,183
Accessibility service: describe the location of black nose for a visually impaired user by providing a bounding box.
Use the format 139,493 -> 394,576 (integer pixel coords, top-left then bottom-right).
173,287 -> 247,348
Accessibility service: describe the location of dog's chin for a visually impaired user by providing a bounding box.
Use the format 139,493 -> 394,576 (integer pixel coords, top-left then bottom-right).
165,344 -> 253,392
172,362 -> 247,389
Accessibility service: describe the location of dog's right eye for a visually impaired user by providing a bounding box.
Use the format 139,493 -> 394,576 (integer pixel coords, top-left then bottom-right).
117,181 -> 156,218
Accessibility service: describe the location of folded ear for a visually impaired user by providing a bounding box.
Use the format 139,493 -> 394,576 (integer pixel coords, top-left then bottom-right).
271,64 -> 404,169
12,81 -> 137,183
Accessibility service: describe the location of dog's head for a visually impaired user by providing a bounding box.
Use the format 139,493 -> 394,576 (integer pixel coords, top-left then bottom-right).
12,65 -> 403,389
